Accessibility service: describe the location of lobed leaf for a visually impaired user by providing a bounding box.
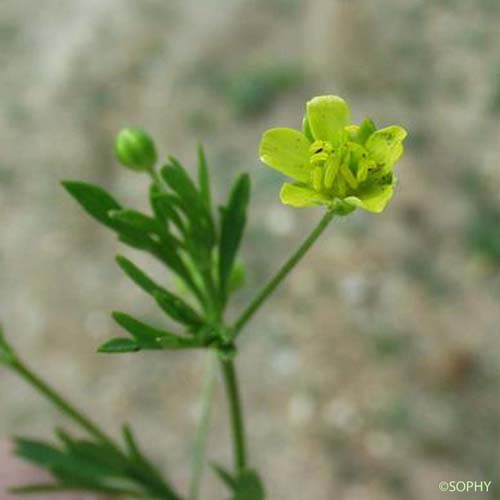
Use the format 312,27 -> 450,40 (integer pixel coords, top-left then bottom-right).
111,312 -> 199,351
15,438 -> 116,484
212,465 -> 265,500
63,181 -> 157,252
150,188 -> 188,237
231,470 -> 265,500
109,209 -> 167,238
122,425 -> 142,462
98,338 -> 140,353
218,174 -> 251,302
148,242 -> 205,304
155,335 -> 200,350
116,255 -> 203,328
197,144 -> 212,212
61,181 -> 121,229
212,463 -> 237,490
112,312 -> 171,349
153,290 -> 204,329
14,432 -> 181,499
161,160 -> 215,248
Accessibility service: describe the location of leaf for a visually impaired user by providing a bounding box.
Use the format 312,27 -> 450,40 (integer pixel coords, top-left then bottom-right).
116,255 -> 203,327
15,438 -> 66,467
122,425 -> 142,461
212,463 -> 237,490
62,181 -> 121,229
111,312 -> 198,350
161,160 -> 215,248
98,338 -> 140,353
63,181 -> 156,252
15,432 -> 182,500
56,436 -> 126,477
120,425 -> 181,499
116,255 -> 164,295
229,260 -> 246,292
150,187 -> 188,237
232,470 -> 265,500
197,144 -> 212,211
213,466 -> 265,500
109,209 -> 167,238
155,335 -> 200,350
9,484 -> 76,495
218,174 -> 250,302
153,291 -> 203,328
147,243 -> 204,305
162,160 -> 202,210
14,438 -> 114,483
9,483 -> 141,497
112,312 -> 171,349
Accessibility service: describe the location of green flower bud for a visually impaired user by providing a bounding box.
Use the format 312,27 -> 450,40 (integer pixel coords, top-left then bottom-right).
115,128 -> 158,172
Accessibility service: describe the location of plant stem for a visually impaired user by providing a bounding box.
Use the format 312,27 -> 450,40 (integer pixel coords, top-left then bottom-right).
146,164 -> 169,192
233,210 -> 334,337
189,352 -> 218,500
220,358 -> 247,472
11,357 -> 119,451
216,210 -> 334,475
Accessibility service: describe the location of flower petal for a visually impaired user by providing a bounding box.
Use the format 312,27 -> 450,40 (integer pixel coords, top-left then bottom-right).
280,183 -> 330,207
259,128 -> 311,182
349,176 -> 397,213
365,125 -> 407,174
302,115 -> 314,142
306,95 -> 350,144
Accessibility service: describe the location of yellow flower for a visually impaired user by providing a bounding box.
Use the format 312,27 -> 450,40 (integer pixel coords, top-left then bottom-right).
259,95 -> 407,214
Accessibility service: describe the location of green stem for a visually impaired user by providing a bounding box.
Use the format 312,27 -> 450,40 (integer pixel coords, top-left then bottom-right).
11,357 -> 120,451
233,210 -> 334,337
220,358 -> 247,472
146,164 -> 168,192
189,352 -> 218,500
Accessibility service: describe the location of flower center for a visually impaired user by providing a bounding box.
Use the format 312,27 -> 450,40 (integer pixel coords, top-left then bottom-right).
309,140 -> 362,198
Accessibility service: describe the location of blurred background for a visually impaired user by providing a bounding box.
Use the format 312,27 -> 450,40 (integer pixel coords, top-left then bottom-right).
1,0 -> 500,498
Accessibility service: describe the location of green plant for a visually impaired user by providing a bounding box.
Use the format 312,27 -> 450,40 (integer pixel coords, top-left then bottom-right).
0,95 -> 406,499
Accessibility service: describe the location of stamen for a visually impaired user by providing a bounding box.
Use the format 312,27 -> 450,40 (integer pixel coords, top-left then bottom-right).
357,159 -> 369,182
340,153 -> 358,189
324,157 -> 339,188
312,167 -> 323,192
356,151 -> 371,182
336,175 -> 347,198
311,152 -> 328,165
309,140 -> 325,154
